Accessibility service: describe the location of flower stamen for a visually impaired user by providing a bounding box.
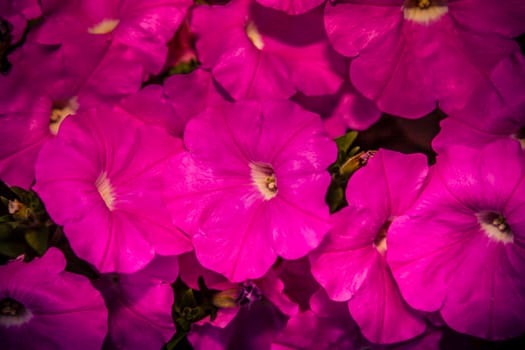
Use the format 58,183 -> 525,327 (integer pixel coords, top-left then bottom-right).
0,298 -> 32,327
477,212 -> 514,244
95,171 -> 116,211
373,219 -> 391,254
246,21 -> 264,50
403,0 -> 448,24
250,162 -> 278,200
49,97 -> 79,135
88,19 -> 120,35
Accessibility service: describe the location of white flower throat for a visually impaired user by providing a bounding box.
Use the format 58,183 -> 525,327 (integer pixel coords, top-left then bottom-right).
403,0 -> 448,24
250,162 -> 278,200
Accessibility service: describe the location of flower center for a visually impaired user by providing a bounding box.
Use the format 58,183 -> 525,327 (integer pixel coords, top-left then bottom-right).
250,162 -> 278,200
236,281 -> 262,306
88,19 -> 120,35
403,0 -> 448,24
477,212 -> 514,244
212,281 -> 263,308
49,97 -> 79,135
373,220 -> 391,254
246,21 -> 264,50
95,171 -> 116,211
0,297 -> 32,327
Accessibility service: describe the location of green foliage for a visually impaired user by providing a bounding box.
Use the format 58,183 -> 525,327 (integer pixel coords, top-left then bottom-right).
0,183 -> 57,263
326,131 -> 376,213
164,277 -> 219,350
167,59 -> 199,75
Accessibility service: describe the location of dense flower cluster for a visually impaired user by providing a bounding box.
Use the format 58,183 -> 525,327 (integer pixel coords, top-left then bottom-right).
1,0 -> 524,349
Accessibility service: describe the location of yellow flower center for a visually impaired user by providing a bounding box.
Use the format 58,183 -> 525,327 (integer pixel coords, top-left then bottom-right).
403,0 -> 448,24
95,171 -> 116,211
49,97 -> 79,135
246,21 -> 264,50
477,212 -> 514,244
0,297 -> 32,327
250,162 -> 277,200
88,19 -> 120,35
373,220 -> 391,254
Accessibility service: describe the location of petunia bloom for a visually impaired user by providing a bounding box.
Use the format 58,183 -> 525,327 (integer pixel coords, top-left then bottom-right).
433,53 -> 525,152
165,100 -> 335,282
120,68 -> 232,138
30,0 -> 192,75
188,299 -> 288,350
34,105 -> 192,273
324,0 -> 525,118
191,0 -> 344,100
293,80 -> 382,137
272,288 -> 362,349
0,42 -> 143,189
310,149 -> 428,344
387,139 -> 525,340
0,248 -> 107,350
95,255 -> 179,350
179,252 -> 298,327
179,252 -> 296,350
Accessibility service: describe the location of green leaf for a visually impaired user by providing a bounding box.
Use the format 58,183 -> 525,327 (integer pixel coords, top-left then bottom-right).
335,131 -> 358,157
168,59 -> 199,75
25,229 -> 49,255
0,240 -> 27,258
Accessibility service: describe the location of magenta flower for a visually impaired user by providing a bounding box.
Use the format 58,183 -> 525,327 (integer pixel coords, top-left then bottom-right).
189,301 -> 287,350
272,289 -> 361,350
95,256 -> 179,350
179,252 -> 298,327
0,42 -> 143,188
0,0 -> 40,44
0,248 -> 107,350
165,100 -> 335,282
121,68 -> 232,138
255,0 -> 325,15
273,257 -> 321,311
310,149 -> 428,344
325,0 -> 525,118
433,53 -> 525,152
293,80 -> 382,137
387,139 -> 525,340
191,0 -> 344,100
34,105 -> 192,273
30,0 -> 192,75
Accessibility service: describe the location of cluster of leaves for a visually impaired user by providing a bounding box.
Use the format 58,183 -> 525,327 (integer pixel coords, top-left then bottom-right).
0,181 -> 57,264
165,277 -> 219,350
325,131 -> 374,213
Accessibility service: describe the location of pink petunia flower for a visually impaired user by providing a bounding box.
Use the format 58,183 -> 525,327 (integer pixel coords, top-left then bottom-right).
310,149 -> 428,344
255,0 -> 325,15
95,255 -> 179,350
0,248 -> 108,350
164,100 -> 335,282
188,300 -> 288,350
179,252 -> 296,350
272,288 -> 362,349
387,139 -> 525,340
179,252 -> 298,327
34,105 -> 192,273
0,43 -> 143,188
324,0 -> 525,118
433,53 -> 525,152
293,80 -> 382,137
191,0 -> 344,100
30,0 -> 192,75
